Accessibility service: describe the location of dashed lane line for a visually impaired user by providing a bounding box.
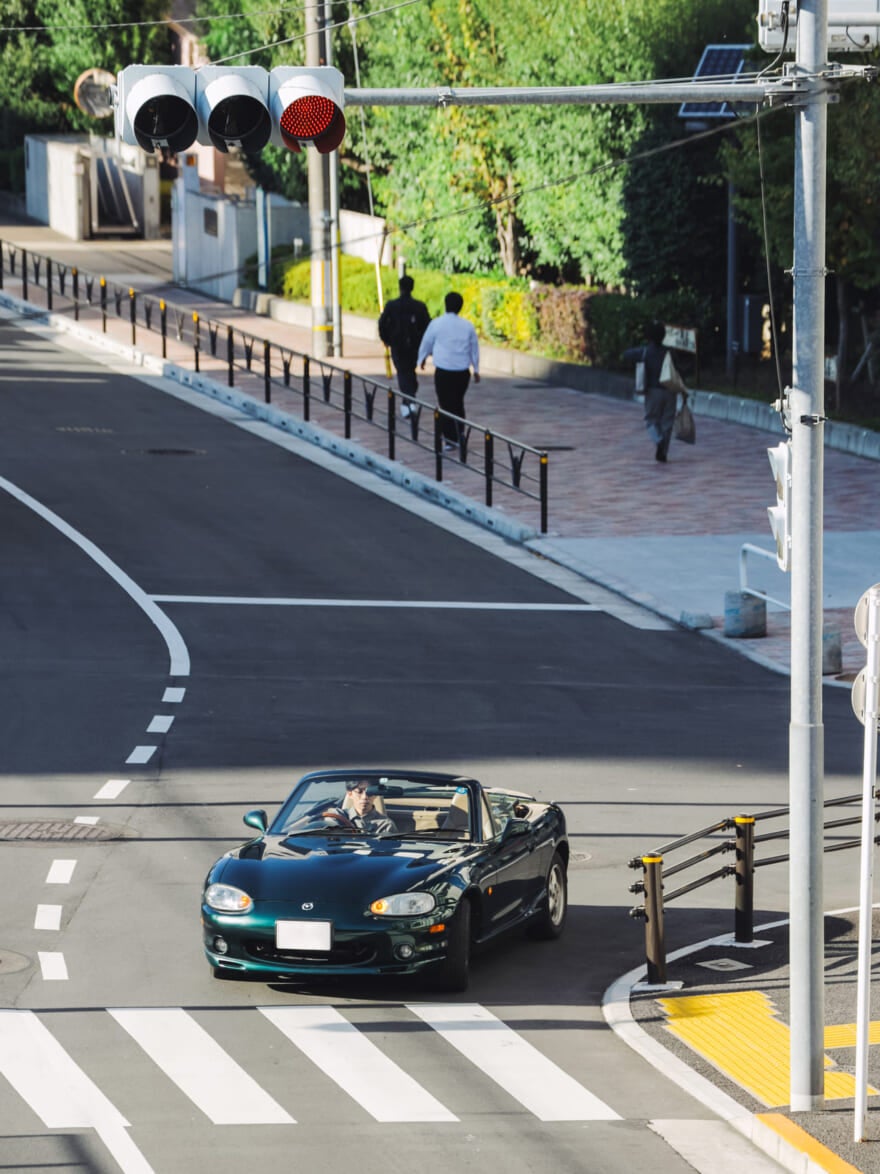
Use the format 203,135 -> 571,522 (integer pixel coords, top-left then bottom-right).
45,860 -> 76,885
34,905 -> 62,931
125,746 -> 156,765
94,779 -> 130,800
37,952 -> 68,980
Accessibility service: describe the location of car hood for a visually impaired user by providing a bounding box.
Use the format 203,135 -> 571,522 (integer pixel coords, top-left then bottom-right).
210,836 -> 474,903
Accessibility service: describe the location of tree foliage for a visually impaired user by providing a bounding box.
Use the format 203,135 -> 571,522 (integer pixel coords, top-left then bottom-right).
0,0 -> 170,149
4,0 -> 880,368
358,0 -> 756,287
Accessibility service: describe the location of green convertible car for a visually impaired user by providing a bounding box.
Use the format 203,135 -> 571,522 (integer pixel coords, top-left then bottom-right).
202,768 -> 569,991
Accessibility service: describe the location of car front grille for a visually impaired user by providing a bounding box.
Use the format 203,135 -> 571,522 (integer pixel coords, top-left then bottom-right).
245,939 -> 378,967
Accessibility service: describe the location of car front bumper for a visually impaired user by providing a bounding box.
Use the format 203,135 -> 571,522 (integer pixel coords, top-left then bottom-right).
202,904 -> 452,979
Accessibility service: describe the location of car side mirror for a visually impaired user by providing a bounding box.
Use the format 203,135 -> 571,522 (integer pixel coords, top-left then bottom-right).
243,809 -> 267,834
502,817 -> 531,841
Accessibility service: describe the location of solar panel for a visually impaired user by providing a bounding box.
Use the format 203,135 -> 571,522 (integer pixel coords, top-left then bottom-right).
678,44 -> 751,121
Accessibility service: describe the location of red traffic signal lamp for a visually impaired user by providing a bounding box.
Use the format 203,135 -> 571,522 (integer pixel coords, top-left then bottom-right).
270,67 -> 346,154
114,65 -> 346,155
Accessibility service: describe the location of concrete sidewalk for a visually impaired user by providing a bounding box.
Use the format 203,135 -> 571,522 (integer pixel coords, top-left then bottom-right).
1,216 -> 876,685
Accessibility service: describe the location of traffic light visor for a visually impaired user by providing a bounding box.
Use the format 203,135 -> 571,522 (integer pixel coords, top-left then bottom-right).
198,68 -> 271,154
128,74 -> 198,153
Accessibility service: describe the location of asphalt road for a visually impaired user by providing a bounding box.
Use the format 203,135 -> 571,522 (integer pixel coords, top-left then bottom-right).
0,315 -> 867,1173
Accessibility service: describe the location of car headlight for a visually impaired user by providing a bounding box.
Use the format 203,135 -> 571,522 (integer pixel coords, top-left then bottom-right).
370,892 -> 435,917
204,883 -> 253,913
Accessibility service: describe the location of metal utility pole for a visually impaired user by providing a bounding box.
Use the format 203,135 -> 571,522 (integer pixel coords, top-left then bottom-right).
322,0 -> 343,357
306,0 -> 332,358
788,0 -> 829,1112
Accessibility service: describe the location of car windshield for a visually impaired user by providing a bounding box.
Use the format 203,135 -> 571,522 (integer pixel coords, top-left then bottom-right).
270,775 -> 475,841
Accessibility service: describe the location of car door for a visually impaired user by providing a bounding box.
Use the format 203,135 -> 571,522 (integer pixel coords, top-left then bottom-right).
480,792 -> 537,933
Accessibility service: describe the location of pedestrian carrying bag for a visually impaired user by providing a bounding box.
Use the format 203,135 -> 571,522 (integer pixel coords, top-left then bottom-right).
674,393 -> 696,444
659,350 -> 687,394
634,347 -> 646,395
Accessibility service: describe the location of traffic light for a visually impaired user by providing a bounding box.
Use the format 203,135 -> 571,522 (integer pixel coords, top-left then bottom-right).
114,65 -> 346,155
767,441 -> 792,572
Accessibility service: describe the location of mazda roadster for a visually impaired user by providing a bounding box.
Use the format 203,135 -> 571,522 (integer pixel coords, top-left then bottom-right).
202,768 -> 569,991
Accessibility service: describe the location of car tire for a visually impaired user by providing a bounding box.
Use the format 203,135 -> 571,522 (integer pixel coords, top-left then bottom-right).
528,851 -> 568,940
430,899 -> 471,992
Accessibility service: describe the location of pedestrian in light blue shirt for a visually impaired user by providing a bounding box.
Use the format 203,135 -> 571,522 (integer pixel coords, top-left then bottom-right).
418,291 -> 480,452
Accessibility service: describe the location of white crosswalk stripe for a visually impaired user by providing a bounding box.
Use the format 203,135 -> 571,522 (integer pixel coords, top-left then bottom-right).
0,1003 -> 615,1136
259,1005 -> 457,1122
108,1007 -> 293,1125
408,1004 -> 620,1121
0,1010 -> 129,1129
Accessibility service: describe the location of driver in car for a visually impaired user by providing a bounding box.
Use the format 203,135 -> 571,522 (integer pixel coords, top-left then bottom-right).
327,780 -> 398,834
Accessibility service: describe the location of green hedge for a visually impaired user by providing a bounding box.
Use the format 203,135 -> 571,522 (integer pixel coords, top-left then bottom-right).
259,251 -> 700,369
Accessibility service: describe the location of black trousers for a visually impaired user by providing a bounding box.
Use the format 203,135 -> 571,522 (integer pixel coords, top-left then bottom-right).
391,348 -> 419,397
434,367 -> 471,442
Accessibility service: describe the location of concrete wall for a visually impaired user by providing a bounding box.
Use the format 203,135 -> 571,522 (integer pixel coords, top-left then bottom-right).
25,134 -> 160,241
172,182 -> 258,301
25,136 -> 90,239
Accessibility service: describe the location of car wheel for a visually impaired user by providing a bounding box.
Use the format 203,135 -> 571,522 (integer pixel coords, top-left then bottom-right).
528,851 -> 567,940
430,899 -> 471,992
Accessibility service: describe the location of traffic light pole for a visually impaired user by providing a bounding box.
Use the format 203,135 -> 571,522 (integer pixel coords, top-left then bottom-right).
788,0 -> 829,1112
322,0 -> 343,358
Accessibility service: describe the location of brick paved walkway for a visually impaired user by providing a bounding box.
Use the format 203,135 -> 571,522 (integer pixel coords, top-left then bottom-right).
1,220 -> 876,684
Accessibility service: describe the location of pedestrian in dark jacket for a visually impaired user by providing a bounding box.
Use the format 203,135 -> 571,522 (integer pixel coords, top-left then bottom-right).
378,275 -> 431,417
623,322 -> 676,463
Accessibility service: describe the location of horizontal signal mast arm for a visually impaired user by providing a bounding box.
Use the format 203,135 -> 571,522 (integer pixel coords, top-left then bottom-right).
342,81 -> 784,108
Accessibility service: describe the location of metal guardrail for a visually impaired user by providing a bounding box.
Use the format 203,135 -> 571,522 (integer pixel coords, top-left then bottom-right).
627,792 -> 878,984
0,238 -> 550,533
739,542 -> 791,611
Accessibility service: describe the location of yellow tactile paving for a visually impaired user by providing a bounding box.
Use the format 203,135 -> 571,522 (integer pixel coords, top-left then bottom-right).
657,991 -> 873,1106
758,1113 -> 863,1174
824,1021 -> 880,1049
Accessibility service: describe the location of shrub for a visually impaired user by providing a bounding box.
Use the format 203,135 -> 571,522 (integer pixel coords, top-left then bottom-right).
263,250 -> 706,371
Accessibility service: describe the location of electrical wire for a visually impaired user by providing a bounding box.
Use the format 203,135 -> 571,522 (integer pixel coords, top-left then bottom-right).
179,101 -> 791,290
0,0 -> 424,40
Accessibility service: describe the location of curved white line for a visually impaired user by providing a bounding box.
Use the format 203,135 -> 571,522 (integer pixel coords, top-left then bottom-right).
0,475 -> 190,677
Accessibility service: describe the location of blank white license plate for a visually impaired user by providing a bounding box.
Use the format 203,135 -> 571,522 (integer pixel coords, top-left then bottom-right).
275,920 -> 332,950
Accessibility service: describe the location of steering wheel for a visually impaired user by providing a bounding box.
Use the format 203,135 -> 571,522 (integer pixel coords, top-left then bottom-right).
320,807 -> 358,830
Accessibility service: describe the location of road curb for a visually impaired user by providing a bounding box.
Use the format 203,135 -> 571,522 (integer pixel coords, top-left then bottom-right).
602,920 -> 835,1174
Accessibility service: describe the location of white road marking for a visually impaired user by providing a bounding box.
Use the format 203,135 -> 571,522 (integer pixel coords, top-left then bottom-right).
46,860 -> 76,884
0,1011 -> 155,1173
259,1005 -> 457,1123
650,1119 -> 792,1173
74,815 -> 100,825
0,475 -> 190,676
38,953 -> 68,980
94,778 -> 129,800
151,595 -> 599,610
125,746 -> 156,765
34,905 -> 62,931
146,715 -> 174,734
108,1008 -> 294,1125
408,1003 -> 620,1121
162,687 -> 186,703
0,1010 -> 128,1127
